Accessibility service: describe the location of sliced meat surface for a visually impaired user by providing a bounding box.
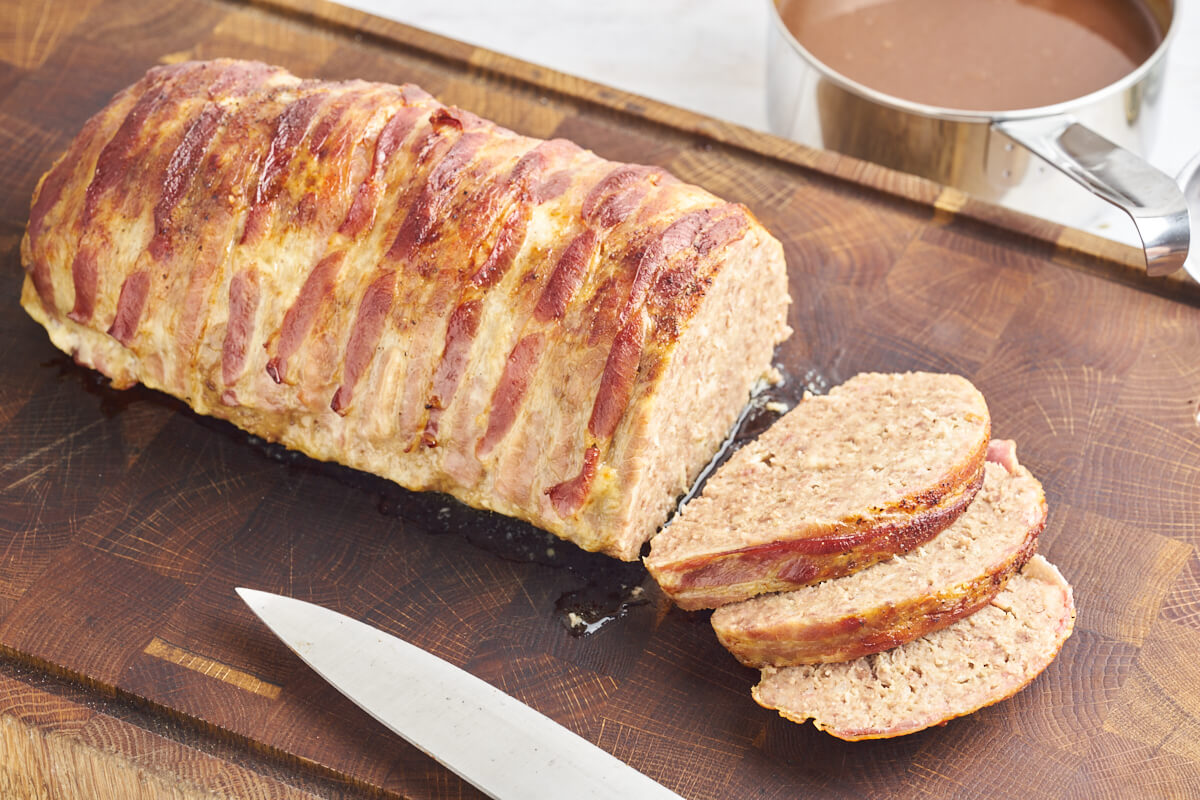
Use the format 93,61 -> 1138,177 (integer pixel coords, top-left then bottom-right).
751,555 -> 1075,740
646,372 -> 991,609
712,444 -> 1045,666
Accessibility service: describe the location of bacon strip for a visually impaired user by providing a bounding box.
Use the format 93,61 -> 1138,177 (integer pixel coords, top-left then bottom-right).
77,66 -> 185,229
695,209 -> 747,256
331,115 -> 488,427
174,88 -> 281,374
205,60 -> 279,97
331,270 -> 396,415
470,205 -> 528,288
644,206 -> 749,339
476,333 -> 543,458
28,260 -> 56,312
222,269 -> 260,386
467,140 -> 577,287
106,270 -> 150,345
534,170 -> 572,203
67,76 -> 173,323
67,249 -> 99,324
482,167 -> 667,491
339,102 -> 427,238
265,251 -> 345,384
587,314 -> 645,440
533,230 -> 597,323
69,63 -> 223,324
241,92 -> 325,245
582,165 -> 661,229
386,130 -> 487,263
422,299 -> 483,446
416,140 -> 579,464
619,208 -> 712,330
149,104 -> 225,262
306,90 -> 355,158
27,107 -> 109,244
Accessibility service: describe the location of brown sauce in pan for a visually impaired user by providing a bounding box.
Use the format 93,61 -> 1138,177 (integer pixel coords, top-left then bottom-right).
778,0 -> 1164,111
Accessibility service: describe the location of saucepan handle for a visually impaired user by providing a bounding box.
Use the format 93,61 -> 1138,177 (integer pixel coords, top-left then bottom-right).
993,116 -> 1190,277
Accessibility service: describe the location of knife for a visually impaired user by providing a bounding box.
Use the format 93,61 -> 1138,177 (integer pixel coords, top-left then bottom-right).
236,588 -> 686,800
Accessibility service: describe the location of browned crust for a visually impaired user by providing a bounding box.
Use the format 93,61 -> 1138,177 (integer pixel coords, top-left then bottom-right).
652,436 -> 988,610
713,496 -> 1045,666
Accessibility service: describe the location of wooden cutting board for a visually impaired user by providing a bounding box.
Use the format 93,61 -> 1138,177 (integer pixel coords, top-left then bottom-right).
2,0 -> 1199,797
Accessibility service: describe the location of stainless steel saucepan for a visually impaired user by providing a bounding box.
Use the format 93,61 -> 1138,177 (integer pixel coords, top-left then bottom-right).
766,0 -> 1190,276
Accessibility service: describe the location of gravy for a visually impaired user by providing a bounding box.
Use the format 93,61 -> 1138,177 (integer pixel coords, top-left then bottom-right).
778,0 -> 1164,111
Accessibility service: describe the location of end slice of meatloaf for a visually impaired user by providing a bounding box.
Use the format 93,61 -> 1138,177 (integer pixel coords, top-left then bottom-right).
712,441 -> 1045,666
751,554 -> 1075,741
645,372 -> 990,609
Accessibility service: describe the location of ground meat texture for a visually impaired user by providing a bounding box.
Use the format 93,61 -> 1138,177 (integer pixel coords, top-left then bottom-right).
645,372 -> 990,608
751,555 -> 1074,741
712,445 -> 1045,666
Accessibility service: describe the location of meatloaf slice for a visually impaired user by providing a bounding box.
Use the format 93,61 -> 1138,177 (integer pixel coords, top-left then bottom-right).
645,372 -> 990,609
712,442 -> 1045,666
752,554 -> 1075,740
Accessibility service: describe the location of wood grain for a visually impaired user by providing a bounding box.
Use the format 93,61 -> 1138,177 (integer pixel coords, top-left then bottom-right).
1,0 -> 1199,798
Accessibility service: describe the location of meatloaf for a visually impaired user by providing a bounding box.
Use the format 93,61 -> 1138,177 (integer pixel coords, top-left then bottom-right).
712,442 -> 1045,666
19,59 -> 791,560
751,554 -> 1075,740
645,372 -> 990,608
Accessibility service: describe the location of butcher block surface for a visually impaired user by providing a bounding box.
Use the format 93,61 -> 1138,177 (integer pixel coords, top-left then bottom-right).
1,0 -> 1199,798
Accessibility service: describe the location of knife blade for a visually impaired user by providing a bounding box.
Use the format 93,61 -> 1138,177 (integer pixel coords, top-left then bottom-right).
236,588 -> 686,800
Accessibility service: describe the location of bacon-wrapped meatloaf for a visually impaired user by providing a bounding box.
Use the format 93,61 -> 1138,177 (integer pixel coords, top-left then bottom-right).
20,59 -> 791,559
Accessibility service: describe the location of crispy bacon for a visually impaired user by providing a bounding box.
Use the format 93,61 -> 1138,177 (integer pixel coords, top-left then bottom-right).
149,103 -> 224,262
67,75 -> 173,323
587,314 -> 645,440
266,251 -> 345,384
620,208 -> 712,329
387,131 -> 486,263
222,269 -> 260,386
477,332 -> 542,458
241,93 -> 326,245
69,63 -> 227,324
534,230 -> 597,323
307,90 -> 355,158
78,65 -> 186,229
581,165 -> 657,228
174,88 -> 282,372
696,208 -> 747,256
422,299 -> 483,445
339,102 -> 428,237
470,204 -> 528,288
419,139 -> 576,460
546,445 -> 600,517
467,141 -> 567,287
331,270 -> 396,415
